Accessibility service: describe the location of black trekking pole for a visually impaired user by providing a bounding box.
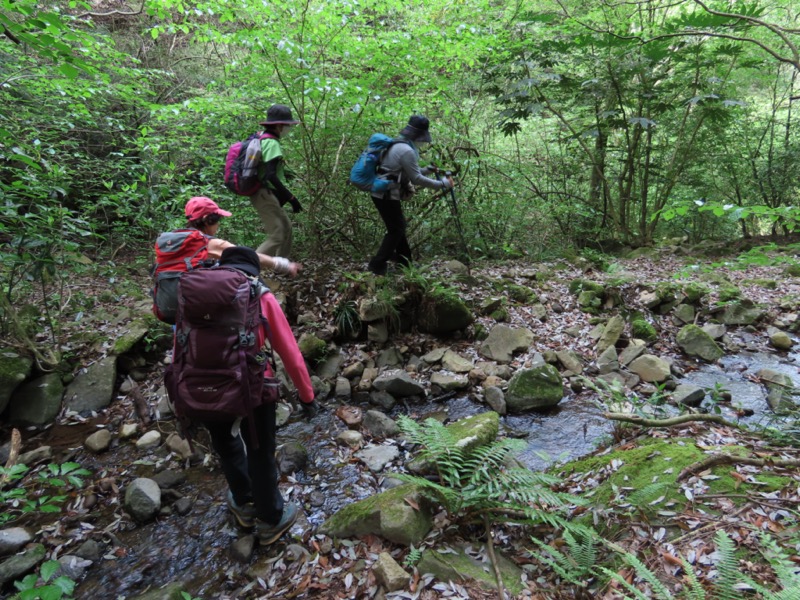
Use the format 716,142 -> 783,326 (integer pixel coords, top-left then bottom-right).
436,169 -> 471,272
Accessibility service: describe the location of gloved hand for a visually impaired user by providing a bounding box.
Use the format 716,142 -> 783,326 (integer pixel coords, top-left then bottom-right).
300,400 -> 319,420
289,197 -> 303,213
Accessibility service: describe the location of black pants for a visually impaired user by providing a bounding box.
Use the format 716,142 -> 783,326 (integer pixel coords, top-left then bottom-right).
204,403 -> 283,525
369,195 -> 411,274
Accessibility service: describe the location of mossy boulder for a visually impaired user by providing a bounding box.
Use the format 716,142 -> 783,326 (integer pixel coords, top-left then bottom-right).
631,319 -> 658,342
784,264 -> 800,277
112,320 -> 150,355
298,333 -> 328,362
718,284 -> 742,302
568,279 -> 605,296
8,373 -> 64,426
417,543 -> 524,596
407,412 -> 500,474
596,315 -> 625,354
0,352 -> 33,415
558,438 -> 791,531
319,483 -> 432,546
676,325 -> 724,362
505,284 -> 538,304
682,282 -> 711,304
714,301 -> 765,326
418,292 -> 473,334
505,364 -> 564,412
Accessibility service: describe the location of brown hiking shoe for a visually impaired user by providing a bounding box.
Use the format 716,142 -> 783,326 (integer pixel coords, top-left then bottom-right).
254,502 -> 299,545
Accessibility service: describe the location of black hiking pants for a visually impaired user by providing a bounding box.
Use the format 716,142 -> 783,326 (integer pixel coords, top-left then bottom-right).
205,403 -> 284,525
368,195 -> 411,275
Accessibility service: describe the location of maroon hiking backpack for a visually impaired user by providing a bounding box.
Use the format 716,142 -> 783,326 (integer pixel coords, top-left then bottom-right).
165,267 -> 280,446
223,132 -> 276,196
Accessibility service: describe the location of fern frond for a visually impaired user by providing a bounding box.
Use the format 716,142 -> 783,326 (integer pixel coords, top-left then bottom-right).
712,530 -> 744,600
603,540 -> 673,599
392,473 -> 462,512
681,559 -> 707,600
626,482 -> 672,507
529,536 -> 593,586
595,566 -> 657,600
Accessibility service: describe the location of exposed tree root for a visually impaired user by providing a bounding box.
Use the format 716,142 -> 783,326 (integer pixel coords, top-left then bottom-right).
677,453 -> 800,481
604,412 -> 741,429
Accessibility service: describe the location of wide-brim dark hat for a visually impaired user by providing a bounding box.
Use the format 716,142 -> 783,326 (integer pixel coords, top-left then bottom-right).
219,246 -> 261,278
399,114 -> 432,143
260,104 -> 301,126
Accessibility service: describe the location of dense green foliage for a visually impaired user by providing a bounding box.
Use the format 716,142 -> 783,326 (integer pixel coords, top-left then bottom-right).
3,0 -> 800,353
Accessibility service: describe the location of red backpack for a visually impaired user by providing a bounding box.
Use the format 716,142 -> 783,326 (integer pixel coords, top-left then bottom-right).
165,267 -> 279,446
151,229 -> 212,324
223,132 -> 276,196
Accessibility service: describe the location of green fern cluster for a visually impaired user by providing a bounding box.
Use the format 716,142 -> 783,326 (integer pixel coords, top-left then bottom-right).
395,415 -> 583,528
531,530 -> 800,599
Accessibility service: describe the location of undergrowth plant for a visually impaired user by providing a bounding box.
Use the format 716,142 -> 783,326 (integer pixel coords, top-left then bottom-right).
12,559 -> 76,600
1,462 -> 92,526
530,522 -> 800,598
395,415 -> 584,529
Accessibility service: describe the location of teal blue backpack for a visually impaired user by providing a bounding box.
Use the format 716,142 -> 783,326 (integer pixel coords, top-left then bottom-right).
349,134 -> 407,194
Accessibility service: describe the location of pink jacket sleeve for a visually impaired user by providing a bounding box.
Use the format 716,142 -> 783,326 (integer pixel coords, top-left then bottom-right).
257,292 -> 315,404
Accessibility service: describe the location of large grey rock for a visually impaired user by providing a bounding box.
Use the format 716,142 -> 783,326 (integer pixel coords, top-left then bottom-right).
596,315 -> 625,354
359,297 -> 393,322
758,368 -> 797,414
618,339 -> 646,366
479,325 -> 534,363
673,303 -> 695,324
124,478 -> 161,522
316,352 -> 345,380
276,441 -> 308,475
0,352 -> 33,415
483,386 -> 506,415
441,350 -> 473,373
702,323 -> 726,340
355,444 -> 400,472
417,294 -> 473,334
596,346 -> 619,375
672,384 -> 706,407
372,370 -> 425,397
369,390 -> 397,410
8,373 -> 63,425
367,322 -> 389,343
416,543 -> 525,596
377,348 -> 404,369
319,484 -> 432,546
0,543 -> 45,587
84,429 -> 112,453
0,527 -> 33,556
374,552 -> 411,592
770,330 -> 794,351
430,372 -> 469,391
676,325 -> 724,362
64,357 -> 118,413
505,364 -> 564,412
555,350 -> 583,374
363,410 -> 399,438
716,302 -> 765,326
628,355 -> 671,383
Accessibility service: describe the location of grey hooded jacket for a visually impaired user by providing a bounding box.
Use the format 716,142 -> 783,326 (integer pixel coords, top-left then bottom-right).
372,139 -> 448,200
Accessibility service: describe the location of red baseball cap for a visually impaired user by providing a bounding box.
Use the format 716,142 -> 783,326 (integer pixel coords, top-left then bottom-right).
184,197 -> 232,221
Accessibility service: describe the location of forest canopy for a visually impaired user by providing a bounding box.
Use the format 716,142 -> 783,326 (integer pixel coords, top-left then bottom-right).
2,0 -> 800,263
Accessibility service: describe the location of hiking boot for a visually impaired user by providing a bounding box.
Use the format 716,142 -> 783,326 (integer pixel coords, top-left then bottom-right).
255,502 -> 299,545
227,490 -> 257,529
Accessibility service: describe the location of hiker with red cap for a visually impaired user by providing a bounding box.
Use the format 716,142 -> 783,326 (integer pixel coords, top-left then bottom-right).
151,196 -> 301,325
249,104 -> 304,258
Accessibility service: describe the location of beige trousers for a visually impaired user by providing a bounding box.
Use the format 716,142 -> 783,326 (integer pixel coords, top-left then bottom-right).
249,188 -> 292,258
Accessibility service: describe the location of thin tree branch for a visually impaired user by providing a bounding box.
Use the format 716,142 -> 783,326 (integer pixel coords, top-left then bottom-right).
678,454 -> 800,481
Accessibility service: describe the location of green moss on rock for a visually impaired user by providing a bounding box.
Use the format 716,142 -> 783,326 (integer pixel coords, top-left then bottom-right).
631,319 -> 657,342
